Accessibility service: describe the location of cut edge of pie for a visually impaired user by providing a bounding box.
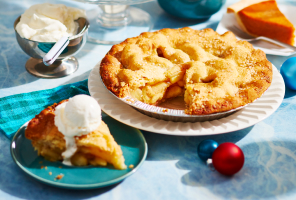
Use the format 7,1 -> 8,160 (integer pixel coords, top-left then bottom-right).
100,27 -> 273,115
25,100 -> 127,170
227,0 -> 295,45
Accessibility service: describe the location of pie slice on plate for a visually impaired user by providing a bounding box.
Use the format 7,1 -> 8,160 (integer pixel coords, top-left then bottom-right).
227,0 -> 295,45
25,100 -> 127,170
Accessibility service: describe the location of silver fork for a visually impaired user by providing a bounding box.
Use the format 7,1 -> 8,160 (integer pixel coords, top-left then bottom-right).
226,26 -> 296,52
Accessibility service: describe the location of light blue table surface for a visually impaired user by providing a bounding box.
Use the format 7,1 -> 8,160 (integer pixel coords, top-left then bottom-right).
1,0 -> 296,199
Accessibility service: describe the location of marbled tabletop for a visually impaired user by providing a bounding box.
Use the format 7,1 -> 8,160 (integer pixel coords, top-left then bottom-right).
1,0 -> 296,199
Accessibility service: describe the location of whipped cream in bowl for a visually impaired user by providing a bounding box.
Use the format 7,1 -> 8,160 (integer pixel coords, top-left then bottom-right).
16,3 -> 86,42
54,95 -> 102,166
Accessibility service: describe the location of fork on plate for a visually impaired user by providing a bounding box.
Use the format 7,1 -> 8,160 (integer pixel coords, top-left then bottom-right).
226,26 -> 296,52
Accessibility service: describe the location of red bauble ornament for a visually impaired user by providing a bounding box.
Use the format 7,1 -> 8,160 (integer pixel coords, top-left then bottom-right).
212,142 -> 244,176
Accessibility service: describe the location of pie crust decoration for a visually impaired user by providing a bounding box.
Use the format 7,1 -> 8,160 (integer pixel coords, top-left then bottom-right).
25,100 -> 127,170
227,0 -> 295,45
100,27 -> 273,115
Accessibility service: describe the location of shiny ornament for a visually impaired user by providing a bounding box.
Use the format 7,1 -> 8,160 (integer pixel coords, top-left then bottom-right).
212,142 -> 244,176
197,139 -> 218,162
280,57 -> 296,90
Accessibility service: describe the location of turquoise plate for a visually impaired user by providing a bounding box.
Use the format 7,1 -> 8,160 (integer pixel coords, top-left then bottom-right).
10,114 -> 147,189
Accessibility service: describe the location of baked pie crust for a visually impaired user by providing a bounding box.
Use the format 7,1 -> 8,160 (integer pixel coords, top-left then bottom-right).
100,27 -> 272,115
25,100 -> 127,170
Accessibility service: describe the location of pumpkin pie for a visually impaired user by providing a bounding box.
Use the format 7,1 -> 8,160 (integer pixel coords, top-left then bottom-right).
227,0 -> 295,45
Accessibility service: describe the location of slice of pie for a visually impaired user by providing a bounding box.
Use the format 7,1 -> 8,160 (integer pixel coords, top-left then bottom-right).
227,0 -> 295,45
25,100 -> 127,170
100,27 -> 273,115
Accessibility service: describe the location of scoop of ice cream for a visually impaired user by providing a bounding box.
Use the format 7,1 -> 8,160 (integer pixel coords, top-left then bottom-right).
55,94 -> 102,137
54,95 -> 101,165
63,95 -> 102,133
16,3 -> 86,42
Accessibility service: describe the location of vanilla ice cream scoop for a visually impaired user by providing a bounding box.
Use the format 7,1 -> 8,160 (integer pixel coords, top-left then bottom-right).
58,94 -> 102,136
54,95 -> 102,165
16,3 -> 86,42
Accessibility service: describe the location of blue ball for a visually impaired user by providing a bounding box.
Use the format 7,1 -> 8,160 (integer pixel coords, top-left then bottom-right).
197,139 -> 218,162
280,57 -> 296,90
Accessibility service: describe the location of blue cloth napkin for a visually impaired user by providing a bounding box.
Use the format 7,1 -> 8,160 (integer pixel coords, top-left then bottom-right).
0,79 -> 89,139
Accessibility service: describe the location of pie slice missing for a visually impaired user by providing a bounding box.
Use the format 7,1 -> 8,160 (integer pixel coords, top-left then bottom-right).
100,27 -> 273,115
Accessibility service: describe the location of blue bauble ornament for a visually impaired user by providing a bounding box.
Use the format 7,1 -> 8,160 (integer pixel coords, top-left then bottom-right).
197,139 -> 218,162
280,57 -> 296,90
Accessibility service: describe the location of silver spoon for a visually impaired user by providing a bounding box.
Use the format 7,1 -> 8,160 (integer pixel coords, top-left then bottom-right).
43,36 -> 69,66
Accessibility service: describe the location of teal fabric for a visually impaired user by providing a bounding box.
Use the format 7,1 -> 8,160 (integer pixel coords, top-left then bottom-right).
0,79 -> 89,139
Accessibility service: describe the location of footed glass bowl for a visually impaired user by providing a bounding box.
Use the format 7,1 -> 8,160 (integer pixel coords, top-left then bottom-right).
73,0 -> 154,44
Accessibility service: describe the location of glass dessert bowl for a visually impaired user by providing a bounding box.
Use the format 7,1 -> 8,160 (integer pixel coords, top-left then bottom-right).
73,0 -> 154,44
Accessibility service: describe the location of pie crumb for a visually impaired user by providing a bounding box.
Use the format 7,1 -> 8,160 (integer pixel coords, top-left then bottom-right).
54,174 -> 64,181
49,172 -> 52,175
41,166 -> 44,169
129,164 -> 134,169
126,98 -> 135,103
162,109 -> 168,113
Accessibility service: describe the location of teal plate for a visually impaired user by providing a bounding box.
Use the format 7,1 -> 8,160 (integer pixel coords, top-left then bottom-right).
10,114 -> 147,189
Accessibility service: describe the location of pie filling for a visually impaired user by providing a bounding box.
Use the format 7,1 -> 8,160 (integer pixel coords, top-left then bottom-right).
30,126 -> 126,169
238,1 -> 295,45
101,28 -> 272,115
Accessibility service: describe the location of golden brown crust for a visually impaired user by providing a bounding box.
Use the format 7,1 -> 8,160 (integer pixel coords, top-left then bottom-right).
25,100 -> 68,142
25,100 -> 68,161
100,27 -> 272,115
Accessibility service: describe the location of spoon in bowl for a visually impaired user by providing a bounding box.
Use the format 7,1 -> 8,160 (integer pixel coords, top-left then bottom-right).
43,36 -> 69,66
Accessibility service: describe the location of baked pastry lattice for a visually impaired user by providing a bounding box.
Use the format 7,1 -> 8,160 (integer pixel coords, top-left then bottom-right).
100,27 -> 272,115
25,100 -> 127,170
